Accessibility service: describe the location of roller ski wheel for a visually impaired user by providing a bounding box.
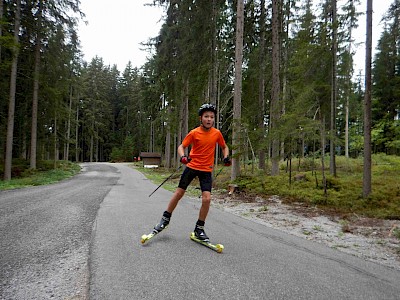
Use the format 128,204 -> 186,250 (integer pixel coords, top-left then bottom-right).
141,228 -> 164,245
141,216 -> 170,245
190,232 -> 224,253
141,232 -> 156,244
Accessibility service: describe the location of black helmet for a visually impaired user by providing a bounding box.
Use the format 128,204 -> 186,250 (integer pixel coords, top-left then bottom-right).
198,103 -> 216,116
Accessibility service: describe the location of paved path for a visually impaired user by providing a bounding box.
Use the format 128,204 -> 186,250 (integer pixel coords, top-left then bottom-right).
1,163 -> 399,299
90,163 -> 400,300
0,163 -> 120,299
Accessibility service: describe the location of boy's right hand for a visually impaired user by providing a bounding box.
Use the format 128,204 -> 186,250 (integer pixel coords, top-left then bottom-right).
180,155 -> 191,164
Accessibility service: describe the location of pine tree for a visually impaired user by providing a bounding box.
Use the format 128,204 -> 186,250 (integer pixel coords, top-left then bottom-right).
363,0 -> 373,198
271,0 -> 281,176
231,0 -> 244,180
4,0 -> 21,180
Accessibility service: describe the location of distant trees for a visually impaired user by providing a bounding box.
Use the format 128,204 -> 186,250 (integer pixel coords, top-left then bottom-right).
373,0 -> 400,155
1,0 -> 84,179
1,0 -> 399,201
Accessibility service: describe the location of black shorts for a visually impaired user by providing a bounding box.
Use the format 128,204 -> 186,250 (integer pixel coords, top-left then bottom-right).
178,167 -> 212,192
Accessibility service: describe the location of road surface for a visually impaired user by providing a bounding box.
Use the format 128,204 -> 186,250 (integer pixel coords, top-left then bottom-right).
1,163 -> 399,299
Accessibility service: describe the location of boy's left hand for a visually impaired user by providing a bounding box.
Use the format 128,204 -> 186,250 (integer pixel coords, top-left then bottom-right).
223,157 -> 231,166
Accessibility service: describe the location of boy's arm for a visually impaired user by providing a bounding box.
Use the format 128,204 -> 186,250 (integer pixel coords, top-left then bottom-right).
221,144 -> 231,166
178,144 -> 191,164
177,144 -> 186,158
221,144 -> 229,159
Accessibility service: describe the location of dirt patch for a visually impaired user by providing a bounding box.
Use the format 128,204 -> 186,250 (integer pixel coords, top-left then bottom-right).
212,192 -> 400,271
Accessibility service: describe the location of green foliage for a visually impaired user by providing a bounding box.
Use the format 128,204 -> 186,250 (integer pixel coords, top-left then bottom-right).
0,161 -> 80,190
110,136 -> 137,162
226,155 -> 400,220
392,227 -> 400,240
2,0 -> 400,188
110,148 -> 125,163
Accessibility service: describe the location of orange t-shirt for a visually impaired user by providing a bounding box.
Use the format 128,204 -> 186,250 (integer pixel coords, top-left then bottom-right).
182,127 -> 226,172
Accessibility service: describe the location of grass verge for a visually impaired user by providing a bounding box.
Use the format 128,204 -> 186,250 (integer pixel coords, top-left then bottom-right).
133,154 -> 400,220
0,160 -> 81,190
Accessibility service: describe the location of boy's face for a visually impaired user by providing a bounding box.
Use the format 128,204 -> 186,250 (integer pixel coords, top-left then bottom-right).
200,111 -> 215,129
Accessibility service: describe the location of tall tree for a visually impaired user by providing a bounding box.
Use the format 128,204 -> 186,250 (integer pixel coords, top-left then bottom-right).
231,0 -> 244,181
342,0 -> 360,158
30,0 -> 43,169
363,0 -> 373,197
258,0 -> 266,170
0,0 -> 3,63
4,0 -> 21,180
330,0 -> 337,176
270,0 -> 281,176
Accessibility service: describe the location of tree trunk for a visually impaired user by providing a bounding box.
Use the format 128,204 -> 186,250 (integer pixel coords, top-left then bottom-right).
210,0 -> 218,106
165,129 -> 171,168
66,86 -> 73,161
165,105 -> 172,168
363,0 -> 373,198
54,114 -> 58,168
345,24 -> 353,158
320,113 -> 328,200
30,0 -> 43,169
183,79 -> 189,138
330,0 -> 337,176
4,0 -> 21,180
0,0 -> 3,63
177,108 -> 182,165
96,131 -> 99,162
270,0 -> 281,176
281,0 -> 291,162
75,99 -> 79,162
215,68 -> 221,169
258,0 -> 266,171
90,119 -> 94,162
231,0 -> 244,181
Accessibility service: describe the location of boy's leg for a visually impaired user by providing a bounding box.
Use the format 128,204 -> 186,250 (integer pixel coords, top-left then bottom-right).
166,166 -> 197,213
154,188 -> 185,232
166,188 -> 186,213
198,191 -> 211,221
154,167 -> 195,232
194,172 -> 212,241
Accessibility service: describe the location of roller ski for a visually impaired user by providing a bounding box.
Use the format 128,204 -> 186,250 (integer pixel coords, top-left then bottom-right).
190,226 -> 224,253
141,215 -> 169,244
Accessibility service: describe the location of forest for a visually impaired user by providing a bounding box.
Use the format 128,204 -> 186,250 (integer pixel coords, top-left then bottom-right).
1,1 -> 400,198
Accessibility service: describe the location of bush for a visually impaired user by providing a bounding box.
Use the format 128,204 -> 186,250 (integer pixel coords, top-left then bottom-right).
110,148 -> 125,162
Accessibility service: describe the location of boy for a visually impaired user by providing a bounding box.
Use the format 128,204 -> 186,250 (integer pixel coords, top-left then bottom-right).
153,103 -> 231,241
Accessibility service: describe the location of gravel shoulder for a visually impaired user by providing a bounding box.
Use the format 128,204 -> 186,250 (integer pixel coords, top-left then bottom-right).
211,192 -> 400,272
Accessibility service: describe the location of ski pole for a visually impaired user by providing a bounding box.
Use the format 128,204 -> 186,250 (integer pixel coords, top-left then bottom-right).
214,166 -> 224,180
148,165 -> 182,197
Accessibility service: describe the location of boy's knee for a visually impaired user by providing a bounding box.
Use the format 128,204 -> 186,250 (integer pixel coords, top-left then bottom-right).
202,193 -> 211,205
175,188 -> 185,198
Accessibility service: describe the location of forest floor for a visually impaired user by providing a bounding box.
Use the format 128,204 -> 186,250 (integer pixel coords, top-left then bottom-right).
211,191 -> 400,271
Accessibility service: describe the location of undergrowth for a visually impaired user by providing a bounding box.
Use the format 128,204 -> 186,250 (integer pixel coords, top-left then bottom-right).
136,154 -> 400,220
0,160 -> 81,190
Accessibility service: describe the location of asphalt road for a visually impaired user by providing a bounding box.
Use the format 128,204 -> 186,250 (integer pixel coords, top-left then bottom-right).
0,163 -> 120,299
1,163 -> 400,299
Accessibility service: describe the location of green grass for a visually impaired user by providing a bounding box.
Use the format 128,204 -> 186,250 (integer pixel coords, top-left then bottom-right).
222,154 -> 400,220
134,164 -> 202,197
393,227 -> 400,239
6,155 -> 396,220
0,160 -> 81,190
133,154 -> 400,220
